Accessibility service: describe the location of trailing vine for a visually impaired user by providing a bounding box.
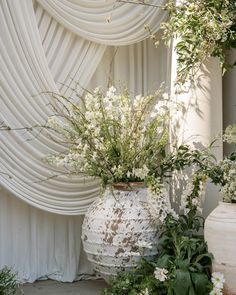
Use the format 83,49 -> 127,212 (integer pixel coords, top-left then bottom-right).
161,0 -> 236,85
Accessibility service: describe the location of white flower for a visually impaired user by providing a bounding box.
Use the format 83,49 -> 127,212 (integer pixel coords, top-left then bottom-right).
132,165 -> 149,180
139,288 -> 149,295
147,179 -> 175,224
154,100 -> 168,116
162,92 -> 169,100
159,211 -> 167,223
192,198 -> 199,206
126,171 -> 132,178
209,288 -> 223,295
211,272 -> 225,290
154,267 -> 168,282
136,241 -> 152,249
223,124 -> 236,144
46,85 -> 169,186
168,208 -> 179,220
92,152 -> 97,160
133,94 -> 143,108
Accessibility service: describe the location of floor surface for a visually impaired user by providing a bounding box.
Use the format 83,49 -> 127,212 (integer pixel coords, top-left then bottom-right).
18,279 -> 108,295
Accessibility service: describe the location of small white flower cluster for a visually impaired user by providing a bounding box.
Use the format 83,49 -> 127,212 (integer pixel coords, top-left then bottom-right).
151,92 -> 170,117
148,178 -> 178,223
219,159 -> 236,202
136,240 -> 153,256
139,288 -> 149,295
48,115 -> 74,140
136,240 -> 153,250
154,267 -> 168,282
210,272 -> 225,295
126,165 -> 150,181
46,86 -> 169,186
180,173 -> 205,214
223,124 -> 236,144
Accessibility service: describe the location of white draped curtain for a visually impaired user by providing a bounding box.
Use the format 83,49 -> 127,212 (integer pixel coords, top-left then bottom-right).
0,0 -> 169,282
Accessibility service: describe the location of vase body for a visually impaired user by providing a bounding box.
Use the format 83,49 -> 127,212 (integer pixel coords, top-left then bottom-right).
204,202 -> 236,295
82,184 -> 159,280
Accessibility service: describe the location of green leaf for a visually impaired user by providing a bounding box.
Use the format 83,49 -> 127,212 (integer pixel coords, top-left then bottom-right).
194,253 -> 213,267
172,270 -> 193,295
156,254 -> 173,269
191,272 -> 210,295
176,259 -> 190,271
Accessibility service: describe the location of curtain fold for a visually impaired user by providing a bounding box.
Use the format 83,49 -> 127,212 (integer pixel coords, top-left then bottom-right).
0,0 -> 106,215
0,0 -> 167,215
0,187 -> 93,282
0,0 -> 169,282
37,0 -> 167,45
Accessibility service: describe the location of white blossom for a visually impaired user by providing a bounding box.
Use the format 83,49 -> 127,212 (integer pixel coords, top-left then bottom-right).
211,272 -> 225,291
136,241 -> 153,250
223,124 -> 236,144
46,85 -> 169,186
148,178 -> 177,223
209,288 -> 223,295
139,288 -> 149,295
154,267 -> 168,282
132,165 -> 150,180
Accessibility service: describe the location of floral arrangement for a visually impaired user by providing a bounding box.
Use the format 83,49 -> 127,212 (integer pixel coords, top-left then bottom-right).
46,86 -> 169,188
102,213 -> 225,295
101,144 -> 226,295
204,124 -> 236,203
45,82 -> 232,293
161,0 -> 236,85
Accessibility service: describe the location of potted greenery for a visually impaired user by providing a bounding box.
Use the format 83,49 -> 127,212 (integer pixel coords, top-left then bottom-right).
101,144 -> 226,295
46,85 -> 173,278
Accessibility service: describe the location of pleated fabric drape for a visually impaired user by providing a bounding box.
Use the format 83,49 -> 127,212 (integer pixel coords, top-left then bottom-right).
0,0 -> 169,282
0,0 -> 166,214
37,0 -> 167,45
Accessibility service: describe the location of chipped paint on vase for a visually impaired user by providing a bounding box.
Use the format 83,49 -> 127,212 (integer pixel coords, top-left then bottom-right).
82,185 -> 159,280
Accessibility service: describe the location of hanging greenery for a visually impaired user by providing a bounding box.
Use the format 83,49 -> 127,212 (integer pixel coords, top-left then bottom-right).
161,0 -> 236,85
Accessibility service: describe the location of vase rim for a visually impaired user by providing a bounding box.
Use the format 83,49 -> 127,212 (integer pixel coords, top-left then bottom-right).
219,201 -> 236,206
112,182 -> 145,191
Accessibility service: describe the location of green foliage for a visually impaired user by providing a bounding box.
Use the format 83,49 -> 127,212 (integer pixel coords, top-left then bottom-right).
155,215 -> 212,295
46,86 -> 169,188
101,142 -> 223,295
162,0 -> 236,86
101,134 -> 236,294
101,212 -> 213,295
0,267 -> 19,295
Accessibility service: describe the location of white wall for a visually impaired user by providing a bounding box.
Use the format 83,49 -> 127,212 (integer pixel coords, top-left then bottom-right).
171,52 -> 223,217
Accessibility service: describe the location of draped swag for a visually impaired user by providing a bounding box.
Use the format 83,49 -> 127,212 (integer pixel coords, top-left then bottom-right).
0,0 -> 169,282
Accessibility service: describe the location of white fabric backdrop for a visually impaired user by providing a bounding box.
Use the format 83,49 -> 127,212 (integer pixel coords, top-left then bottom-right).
0,0 -> 106,215
0,0 -> 166,215
37,0 -> 167,45
0,0 -> 169,282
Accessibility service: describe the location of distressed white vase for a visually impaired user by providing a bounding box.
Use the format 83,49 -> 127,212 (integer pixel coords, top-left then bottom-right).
204,202 -> 236,295
82,183 -> 159,280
